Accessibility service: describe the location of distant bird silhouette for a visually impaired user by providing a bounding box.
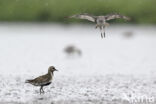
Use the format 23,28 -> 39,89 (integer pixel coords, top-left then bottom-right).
64,45 -> 82,56
123,31 -> 134,38
25,66 -> 58,94
68,13 -> 130,38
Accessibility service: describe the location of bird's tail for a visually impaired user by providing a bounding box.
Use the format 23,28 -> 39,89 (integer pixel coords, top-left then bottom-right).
25,79 -> 33,83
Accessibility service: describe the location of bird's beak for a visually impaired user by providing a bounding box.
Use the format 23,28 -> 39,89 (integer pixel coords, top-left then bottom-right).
55,69 -> 58,71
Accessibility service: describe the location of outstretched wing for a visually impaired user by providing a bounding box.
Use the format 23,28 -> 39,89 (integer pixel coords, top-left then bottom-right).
69,13 -> 96,22
105,13 -> 130,21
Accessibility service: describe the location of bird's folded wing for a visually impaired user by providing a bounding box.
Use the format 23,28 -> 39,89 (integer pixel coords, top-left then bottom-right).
34,75 -> 50,84
70,13 -> 96,22
105,13 -> 130,21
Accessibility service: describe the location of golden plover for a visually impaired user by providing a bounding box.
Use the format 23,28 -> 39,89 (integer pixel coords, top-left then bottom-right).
68,13 -> 130,38
25,66 -> 58,94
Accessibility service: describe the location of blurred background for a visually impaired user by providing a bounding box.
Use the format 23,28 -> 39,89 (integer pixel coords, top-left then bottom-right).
0,0 -> 156,23
0,0 -> 156,75
0,0 -> 156,103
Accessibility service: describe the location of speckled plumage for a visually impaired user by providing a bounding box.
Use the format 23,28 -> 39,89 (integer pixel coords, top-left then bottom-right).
25,66 -> 58,94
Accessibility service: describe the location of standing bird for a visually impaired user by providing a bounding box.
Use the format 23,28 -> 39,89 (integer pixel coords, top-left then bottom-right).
68,13 -> 130,38
25,66 -> 58,94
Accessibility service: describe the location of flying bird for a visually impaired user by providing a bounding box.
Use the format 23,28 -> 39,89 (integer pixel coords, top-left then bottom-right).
68,13 -> 130,38
25,66 -> 58,94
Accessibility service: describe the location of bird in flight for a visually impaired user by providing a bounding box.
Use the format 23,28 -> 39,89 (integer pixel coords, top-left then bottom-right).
68,13 -> 130,38
25,66 -> 58,94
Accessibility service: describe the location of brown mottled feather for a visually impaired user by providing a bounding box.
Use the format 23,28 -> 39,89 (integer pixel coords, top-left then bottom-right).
69,13 -> 96,22
26,73 -> 52,86
25,66 -> 57,94
105,13 -> 130,21
25,66 -> 57,86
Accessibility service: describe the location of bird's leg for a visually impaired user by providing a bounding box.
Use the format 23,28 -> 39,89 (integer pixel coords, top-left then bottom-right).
100,26 -> 103,38
40,86 -> 42,94
41,86 -> 44,94
103,26 -> 106,38
40,86 -> 44,94
101,33 -> 103,38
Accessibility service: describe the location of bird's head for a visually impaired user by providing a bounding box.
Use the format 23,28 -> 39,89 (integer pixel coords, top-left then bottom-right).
48,66 -> 58,73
